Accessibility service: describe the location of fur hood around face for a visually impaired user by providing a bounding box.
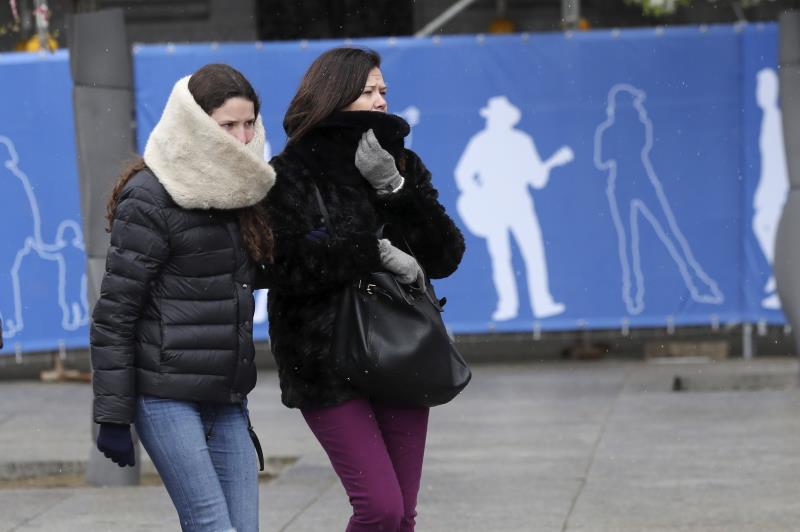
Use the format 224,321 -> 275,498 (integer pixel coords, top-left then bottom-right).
143,76 -> 276,210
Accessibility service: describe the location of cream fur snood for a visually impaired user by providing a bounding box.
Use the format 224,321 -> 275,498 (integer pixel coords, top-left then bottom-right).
143,76 -> 276,210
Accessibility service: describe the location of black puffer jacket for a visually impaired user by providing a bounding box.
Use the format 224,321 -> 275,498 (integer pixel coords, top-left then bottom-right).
91,169 -> 258,425
264,111 -> 465,409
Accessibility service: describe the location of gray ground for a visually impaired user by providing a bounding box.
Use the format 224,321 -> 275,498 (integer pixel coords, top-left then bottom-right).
2,358 -> 799,531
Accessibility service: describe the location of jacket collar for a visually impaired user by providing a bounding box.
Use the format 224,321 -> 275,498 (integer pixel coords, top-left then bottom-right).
143,76 -> 276,210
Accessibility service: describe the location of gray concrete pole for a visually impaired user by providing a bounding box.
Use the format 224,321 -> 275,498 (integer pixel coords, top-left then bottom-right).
68,8 -> 141,486
774,11 -> 800,358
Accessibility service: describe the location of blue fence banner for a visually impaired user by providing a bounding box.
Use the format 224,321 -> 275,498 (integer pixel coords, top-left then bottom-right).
0,51 -> 89,355
0,23 -> 790,354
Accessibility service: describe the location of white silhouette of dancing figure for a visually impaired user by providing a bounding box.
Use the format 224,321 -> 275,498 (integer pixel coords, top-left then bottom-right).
594,85 -> 724,315
455,96 -> 573,320
752,68 -> 789,309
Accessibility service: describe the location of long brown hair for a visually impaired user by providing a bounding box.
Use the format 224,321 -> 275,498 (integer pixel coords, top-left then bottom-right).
105,64 -> 273,263
283,47 -> 381,142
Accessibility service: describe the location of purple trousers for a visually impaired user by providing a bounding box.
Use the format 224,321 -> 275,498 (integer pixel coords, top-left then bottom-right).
302,398 -> 430,532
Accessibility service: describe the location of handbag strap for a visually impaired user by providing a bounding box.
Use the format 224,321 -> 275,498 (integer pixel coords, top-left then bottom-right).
311,181 -> 331,231
310,180 -> 417,261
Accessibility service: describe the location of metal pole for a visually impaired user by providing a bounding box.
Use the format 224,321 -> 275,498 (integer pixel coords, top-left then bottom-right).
496,0 -> 508,17
562,0 -> 580,29
33,0 -> 49,51
742,323 -> 754,360
415,0 -> 481,38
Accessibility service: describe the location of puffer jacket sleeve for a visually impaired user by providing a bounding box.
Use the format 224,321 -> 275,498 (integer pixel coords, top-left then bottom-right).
91,183 -> 170,425
262,161 -> 382,294
377,149 -> 465,279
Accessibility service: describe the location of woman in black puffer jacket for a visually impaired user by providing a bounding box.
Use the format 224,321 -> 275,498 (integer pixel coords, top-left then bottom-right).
264,48 -> 465,532
90,64 -> 274,532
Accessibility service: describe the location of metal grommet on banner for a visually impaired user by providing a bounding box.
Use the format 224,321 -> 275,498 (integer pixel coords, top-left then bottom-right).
388,37 -> 397,47
432,35 -> 441,45
621,318 -> 630,337
476,33 -> 485,44
655,26 -> 665,37
299,39 -> 309,49
210,42 -> 219,51
611,28 -> 621,39
521,32 -> 529,41
532,321 -> 541,341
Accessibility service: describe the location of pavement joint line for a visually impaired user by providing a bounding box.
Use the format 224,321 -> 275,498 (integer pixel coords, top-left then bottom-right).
6,491 -> 72,532
277,471 -> 340,532
560,365 -> 631,532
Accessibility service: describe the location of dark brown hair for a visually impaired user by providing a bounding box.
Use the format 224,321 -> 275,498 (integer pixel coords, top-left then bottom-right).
283,47 -> 381,142
105,63 -> 273,263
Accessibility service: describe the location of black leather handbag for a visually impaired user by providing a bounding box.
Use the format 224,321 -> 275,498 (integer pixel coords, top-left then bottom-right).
311,182 -> 471,407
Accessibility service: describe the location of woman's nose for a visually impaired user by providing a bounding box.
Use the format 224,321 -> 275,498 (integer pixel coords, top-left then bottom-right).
233,126 -> 248,144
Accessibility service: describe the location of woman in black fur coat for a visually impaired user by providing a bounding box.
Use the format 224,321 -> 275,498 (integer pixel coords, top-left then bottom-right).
264,48 -> 465,531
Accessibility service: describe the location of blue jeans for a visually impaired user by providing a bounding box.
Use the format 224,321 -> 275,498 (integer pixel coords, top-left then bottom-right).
135,396 -> 259,532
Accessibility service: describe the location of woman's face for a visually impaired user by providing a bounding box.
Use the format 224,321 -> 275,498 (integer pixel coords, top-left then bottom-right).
343,67 -> 388,113
210,97 -> 256,144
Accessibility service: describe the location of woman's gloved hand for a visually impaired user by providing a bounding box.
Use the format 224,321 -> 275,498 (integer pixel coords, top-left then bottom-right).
355,129 -> 404,195
96,423 -> 135,467
378,239 -> 425,292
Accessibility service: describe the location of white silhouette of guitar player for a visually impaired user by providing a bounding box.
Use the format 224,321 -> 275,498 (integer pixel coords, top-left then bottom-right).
455,96 -> 574,320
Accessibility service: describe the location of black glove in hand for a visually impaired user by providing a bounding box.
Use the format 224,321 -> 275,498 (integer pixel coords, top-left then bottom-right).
355,129 -> 404,194
96,423 -> 135,467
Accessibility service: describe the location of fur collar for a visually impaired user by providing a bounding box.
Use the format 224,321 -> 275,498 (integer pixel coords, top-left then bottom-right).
288,111 -> 409,187
143,76 -> 276,210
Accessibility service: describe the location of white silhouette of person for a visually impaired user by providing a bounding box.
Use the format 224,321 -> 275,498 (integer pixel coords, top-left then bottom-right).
1,136 -> 36,337
753,68 -> 789,309
594,85 -> 724,315
1,135 -> 89,338
53,222 -> 90,329
455,96 -> 573,320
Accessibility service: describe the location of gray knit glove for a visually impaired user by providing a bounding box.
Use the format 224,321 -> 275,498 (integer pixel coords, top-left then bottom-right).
378,239 -> 425,292
355,129 -> 404,195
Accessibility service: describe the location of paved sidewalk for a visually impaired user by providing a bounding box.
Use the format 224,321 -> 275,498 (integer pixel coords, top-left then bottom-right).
2,358 -> 800,531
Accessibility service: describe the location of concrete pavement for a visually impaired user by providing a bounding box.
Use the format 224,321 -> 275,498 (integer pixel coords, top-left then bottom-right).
2,358 -> 800,531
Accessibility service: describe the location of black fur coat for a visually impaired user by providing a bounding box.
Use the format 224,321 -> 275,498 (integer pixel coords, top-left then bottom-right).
264,111 -> 465,409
